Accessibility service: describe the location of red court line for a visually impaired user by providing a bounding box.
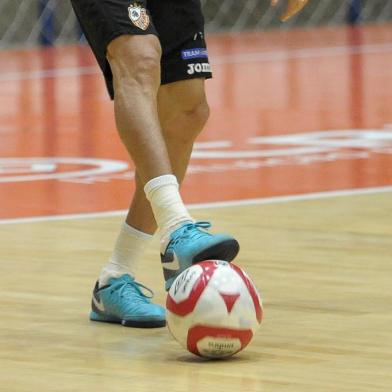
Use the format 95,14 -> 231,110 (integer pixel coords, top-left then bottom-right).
1,25 -> 392,220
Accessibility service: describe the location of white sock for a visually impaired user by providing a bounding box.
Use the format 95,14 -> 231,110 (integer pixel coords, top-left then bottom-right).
99,222 -> 152,287
144,174 -> 193,233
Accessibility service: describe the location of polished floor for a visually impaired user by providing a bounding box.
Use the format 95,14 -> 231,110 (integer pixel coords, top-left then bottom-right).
1,24 -> 392,391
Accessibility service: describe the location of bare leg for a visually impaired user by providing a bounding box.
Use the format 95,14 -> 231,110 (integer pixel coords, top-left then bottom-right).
107,34 -> 171,183
126,78 -> 210,234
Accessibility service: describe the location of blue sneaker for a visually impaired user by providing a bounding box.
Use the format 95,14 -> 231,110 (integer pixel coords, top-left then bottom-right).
90,274 -> 166,328
161,221 -> 240,290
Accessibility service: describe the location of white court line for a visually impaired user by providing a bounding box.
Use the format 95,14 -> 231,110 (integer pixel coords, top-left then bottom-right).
1,185 -> 391,225
2,42 -> 392,82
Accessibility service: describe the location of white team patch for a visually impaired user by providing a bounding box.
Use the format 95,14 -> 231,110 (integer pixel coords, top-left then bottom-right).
128,3 -> 150,31
187,63 -> 212,75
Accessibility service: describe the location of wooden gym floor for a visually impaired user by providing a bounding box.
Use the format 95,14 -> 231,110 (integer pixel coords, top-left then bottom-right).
1,24 -> 392,391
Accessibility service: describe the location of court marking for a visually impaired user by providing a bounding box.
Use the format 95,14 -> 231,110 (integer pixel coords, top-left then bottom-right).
2,42 -> 392,82
2,129 -> 391,183
0,157 -> 128,183
1,185 -> 391,225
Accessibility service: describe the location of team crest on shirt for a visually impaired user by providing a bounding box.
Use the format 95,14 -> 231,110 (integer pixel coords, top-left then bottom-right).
128,3 -> 150,30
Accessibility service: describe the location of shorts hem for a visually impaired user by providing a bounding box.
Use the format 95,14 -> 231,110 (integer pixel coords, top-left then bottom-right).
103,29 -> 159,54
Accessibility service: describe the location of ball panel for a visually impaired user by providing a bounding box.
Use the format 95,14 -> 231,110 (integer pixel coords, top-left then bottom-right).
192,285 -> 239,328
167,264 -> 204,303
231,263 -> 263,324
166,311 -> 193,349
219,292 -> 240,313
187,325 -> 253,358
166,262 -> 217,317
192,278 -> 258,330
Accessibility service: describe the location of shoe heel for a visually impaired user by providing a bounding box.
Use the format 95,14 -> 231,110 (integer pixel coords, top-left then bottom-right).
90,310 -> 119,323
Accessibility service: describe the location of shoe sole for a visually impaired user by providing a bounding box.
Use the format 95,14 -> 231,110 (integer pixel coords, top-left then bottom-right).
121,319 -> 166,328
90,311 -> 166,328
192,238 -> 240,264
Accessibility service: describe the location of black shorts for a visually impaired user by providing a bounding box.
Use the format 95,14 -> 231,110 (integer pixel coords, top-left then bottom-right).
70,0 -> 212,99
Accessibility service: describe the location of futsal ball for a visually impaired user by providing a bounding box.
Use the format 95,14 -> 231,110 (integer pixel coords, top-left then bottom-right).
166,260 -> 263,359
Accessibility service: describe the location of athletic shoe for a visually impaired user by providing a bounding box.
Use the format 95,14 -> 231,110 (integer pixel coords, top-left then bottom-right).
161,221 -> 240,290
90,274 -> 166,328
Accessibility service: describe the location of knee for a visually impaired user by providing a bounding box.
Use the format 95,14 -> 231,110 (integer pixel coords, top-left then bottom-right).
107,35 -> 162,91
182,98 -> 210,137
162,90 -> 210,144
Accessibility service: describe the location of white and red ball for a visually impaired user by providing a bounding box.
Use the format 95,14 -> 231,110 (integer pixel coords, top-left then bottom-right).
166,260 -> 263,358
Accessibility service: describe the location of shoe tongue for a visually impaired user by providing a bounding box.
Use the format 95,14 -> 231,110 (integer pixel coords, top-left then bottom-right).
166,220 -> 195,236
120,274 -> 135,282
108,274 -> 134,285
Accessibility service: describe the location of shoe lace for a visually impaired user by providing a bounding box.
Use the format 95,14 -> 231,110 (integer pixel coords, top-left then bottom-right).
170,221 -> 212,247
110,276 -> 154,304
